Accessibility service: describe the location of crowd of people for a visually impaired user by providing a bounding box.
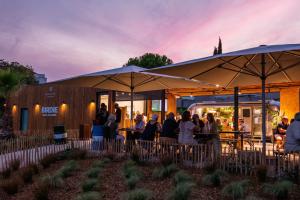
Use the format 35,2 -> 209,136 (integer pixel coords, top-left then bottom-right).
91,103 -> 300,153
91,103 -> 123,142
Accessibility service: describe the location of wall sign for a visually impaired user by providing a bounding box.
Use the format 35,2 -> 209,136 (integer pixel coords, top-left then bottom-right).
42,106 -> 58,116
45,86 -> 56,98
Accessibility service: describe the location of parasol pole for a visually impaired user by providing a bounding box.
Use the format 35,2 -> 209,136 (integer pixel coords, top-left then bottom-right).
261,53 -> 267,157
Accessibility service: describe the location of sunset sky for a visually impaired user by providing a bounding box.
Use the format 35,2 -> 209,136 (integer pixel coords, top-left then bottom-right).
0,0 -> 300,81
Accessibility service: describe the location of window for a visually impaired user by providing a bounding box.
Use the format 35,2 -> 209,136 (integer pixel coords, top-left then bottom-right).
20,108 -> 29,131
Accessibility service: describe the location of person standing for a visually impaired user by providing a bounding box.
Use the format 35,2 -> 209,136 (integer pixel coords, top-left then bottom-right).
132,114 -> 145,140
203,113 -> 220,154
275,116 -> 289,149
178,111 -> 197,144
105,114 -> 118,139
115,103 -> 122,124
192,114 -> 204,133
285,112 -> 300,153
161,112 -> 179,141
142,114 -> 161,141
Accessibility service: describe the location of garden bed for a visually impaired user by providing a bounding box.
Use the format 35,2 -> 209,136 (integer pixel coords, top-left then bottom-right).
0,150 -> 299,200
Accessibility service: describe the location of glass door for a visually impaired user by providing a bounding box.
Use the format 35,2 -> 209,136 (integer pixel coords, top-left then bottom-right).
20,108 -> 29,131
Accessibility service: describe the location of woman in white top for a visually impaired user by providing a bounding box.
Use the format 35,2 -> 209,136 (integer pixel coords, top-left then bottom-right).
178,111 -> 197,144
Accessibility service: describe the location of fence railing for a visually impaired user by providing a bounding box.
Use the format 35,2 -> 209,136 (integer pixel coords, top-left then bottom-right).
0,138 -> 299,178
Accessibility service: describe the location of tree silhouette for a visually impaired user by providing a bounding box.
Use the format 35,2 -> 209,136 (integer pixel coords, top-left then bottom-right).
217,37 -> 222,54
124,53 -> 173,69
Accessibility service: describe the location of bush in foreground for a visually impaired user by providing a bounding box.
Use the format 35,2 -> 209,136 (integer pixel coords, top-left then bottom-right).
41,174 -> 64,189
9,159 -> 20,171
167,182 -> 196,200
263,180 -> 293,199
174,171 -> 194,185
34,181 -> 49,200
86,167 -> 102,178
20,166 -> 34,183
81,178 -> 99,192
56,160 -> 78,178
40,154 -> 56,169
125,174 -> 141,190
202,169 -> 227,187
76,191 -> 102,200
1,168 -> 11,179
222,179 -> 250,200
28,163 -> 39,174
0,178 -> 20,195
152,164 -> 177,179
122,188 -> 152,200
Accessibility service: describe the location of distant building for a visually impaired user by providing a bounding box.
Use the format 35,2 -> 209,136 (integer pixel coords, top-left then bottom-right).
34,73 -> 47,84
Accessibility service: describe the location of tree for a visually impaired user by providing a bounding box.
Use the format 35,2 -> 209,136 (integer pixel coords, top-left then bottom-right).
213,47 -> 218,55
217,37 -> 222,54
212,37 -> 223,55
124,53 -> 173,69
0,60 -> 37,135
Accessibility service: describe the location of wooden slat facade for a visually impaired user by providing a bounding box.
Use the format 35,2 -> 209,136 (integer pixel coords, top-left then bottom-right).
9,84 -> 111,135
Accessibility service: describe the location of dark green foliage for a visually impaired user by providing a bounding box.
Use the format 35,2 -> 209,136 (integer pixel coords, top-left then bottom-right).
202,169 -> 227,187
122,160 -> 141,179
125,174 -> 141,190
1,167 -> 11,179
41,174 -> 64,189
130,148 -> 140,164
76,191 -> 102,200
68,149 -> 87,160
167,182 -> 196,200
0,178 -> 20,195
28,163 -> 39,174
86,167 -> 102,178
40,154 -> 56,168
263,180 -> 293,199
34,182 -> 49,200
56,160 -> 78,178
222,179 -> 250,200
81,178 -> 99,192
160,155 -> 173,167
203,162 -> 217,174
174,171 -> 193,185
152,164 -> 177,179
256,165 -> 267,182
122,188 -> 152,200
92,158 -> 111,168
9,159 -> 20,171
21,166 -> 34,183
124,53 -> 173,69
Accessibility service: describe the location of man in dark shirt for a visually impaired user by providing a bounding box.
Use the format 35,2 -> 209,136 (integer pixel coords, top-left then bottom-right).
161,112 -> 178,139
275,116 -> 289,149
115,103 -> 121,123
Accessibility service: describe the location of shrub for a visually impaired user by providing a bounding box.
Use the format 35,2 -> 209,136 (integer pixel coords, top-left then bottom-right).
202,169 -> 227,187
125,174 -> 141,190
86,167 -> 102,178
122,188 -> 152,200
76,191 -> 102,200
103,152 -> 115,161
203,162 -> 217,174
160,155 -> 173,167
1,178 -> 20,195
21,166 -> 34,183
10,159 -> 20,171
28,163 -> 39,174
167,182 -> 195,200
263,180 -> 293,199
1,168 -> 11,179
92,158 -> 111,168
222,179 -> 250,200
122,161 -> 141,179
81,178 -> 99,192
56,160 -> 78,178
152,164 -> 177,180
34,182 -> 49,200
68,149 -> 87,160
41,174 -> 64,189
256,165 -> 267,182
40,154 -> 56,168
174,171 -> 193,185
130,148 -> 140,164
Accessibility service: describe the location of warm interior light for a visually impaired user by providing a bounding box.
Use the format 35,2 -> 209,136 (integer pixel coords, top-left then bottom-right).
216,84 -> 220,88
238,92 -> 242,95
3,103 -> 7,107
34,104 -> 40,113
12,105 -> 17,113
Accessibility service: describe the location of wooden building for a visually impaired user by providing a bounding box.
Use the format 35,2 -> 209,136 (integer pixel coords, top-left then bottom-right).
9,84 -> 177,137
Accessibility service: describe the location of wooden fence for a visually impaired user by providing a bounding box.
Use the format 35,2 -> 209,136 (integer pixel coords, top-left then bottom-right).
0,138 -> 299,178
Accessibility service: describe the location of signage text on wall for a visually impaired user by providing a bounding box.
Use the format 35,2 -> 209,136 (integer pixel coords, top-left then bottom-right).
41,106 -> 58,116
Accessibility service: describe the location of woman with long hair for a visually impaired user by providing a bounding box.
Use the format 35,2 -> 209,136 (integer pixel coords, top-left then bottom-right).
203,113 -> 220,155
178,111 -> 197,144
